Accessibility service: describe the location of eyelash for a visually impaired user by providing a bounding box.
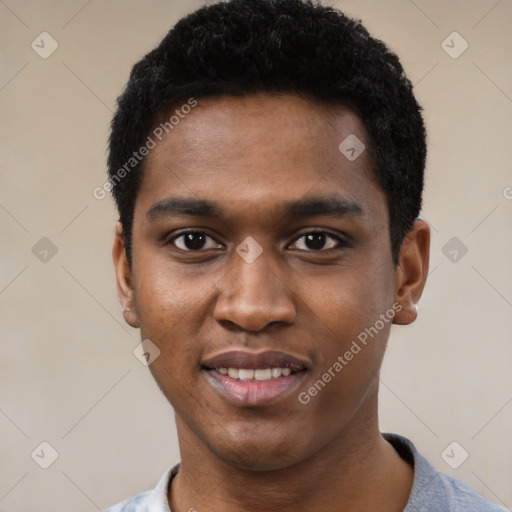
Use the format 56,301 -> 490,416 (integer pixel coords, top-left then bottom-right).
167,230 -> 348,252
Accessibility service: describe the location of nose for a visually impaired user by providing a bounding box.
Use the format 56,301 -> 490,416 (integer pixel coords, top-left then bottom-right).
213,251 -> 296,332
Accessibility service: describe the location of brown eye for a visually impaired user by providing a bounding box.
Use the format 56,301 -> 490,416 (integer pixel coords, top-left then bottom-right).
289,231 -> 345,251
170,231 -> 222,251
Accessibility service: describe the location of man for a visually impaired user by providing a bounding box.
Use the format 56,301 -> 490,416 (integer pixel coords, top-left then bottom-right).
104,0 -> 506,510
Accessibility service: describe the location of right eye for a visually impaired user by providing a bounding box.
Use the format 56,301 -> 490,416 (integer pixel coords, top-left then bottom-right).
168,231 -> 223,251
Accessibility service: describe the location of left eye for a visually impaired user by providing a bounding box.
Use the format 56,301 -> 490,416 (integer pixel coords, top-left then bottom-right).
289,232 -> 344,251
170,232 -> 222,251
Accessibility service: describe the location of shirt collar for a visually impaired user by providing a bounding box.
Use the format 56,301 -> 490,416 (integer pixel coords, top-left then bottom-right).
149,437 -> 422,511
147,463 -> 180,512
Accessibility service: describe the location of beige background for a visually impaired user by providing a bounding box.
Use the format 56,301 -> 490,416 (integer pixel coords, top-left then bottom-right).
0,0 -> 511,510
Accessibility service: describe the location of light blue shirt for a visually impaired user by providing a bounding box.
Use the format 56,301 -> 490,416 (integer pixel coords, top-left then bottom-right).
104,434 -> 508,511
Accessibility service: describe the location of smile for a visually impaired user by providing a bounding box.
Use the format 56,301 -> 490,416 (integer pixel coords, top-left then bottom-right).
202,350 -> 309,406
217,367 -> 292,381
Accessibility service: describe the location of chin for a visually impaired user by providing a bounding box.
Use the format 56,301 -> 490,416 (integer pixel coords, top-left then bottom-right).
218,447 -> 303,472
207,425 -> 310,472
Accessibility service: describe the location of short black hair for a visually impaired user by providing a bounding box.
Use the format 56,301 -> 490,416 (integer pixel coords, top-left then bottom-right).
108,0 -> 426,265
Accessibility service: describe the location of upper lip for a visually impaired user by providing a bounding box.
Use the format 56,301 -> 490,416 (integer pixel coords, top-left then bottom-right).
202,350 -> 309,371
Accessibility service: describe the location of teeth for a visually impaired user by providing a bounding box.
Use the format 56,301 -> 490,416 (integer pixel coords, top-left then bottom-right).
238,369 -> 255,380
217,367 -> 294,381
254,368 -> 272,381
271,368 -> 282,378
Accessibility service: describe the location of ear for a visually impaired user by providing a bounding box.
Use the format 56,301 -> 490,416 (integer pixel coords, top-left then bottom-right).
393,219 -> 430,325
112,222 -> 139,328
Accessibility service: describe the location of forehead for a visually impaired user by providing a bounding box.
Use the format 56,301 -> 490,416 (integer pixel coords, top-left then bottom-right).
136,93 -> 386,224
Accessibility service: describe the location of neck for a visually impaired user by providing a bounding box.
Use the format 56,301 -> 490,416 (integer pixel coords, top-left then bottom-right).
169,397 -> 413,512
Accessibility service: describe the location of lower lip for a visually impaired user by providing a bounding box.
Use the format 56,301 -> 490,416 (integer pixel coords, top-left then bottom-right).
204,369 -> 306,407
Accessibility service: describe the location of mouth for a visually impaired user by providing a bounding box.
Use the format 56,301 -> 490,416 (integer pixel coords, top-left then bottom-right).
201,350 -> 309,407
214,366 -> 295,381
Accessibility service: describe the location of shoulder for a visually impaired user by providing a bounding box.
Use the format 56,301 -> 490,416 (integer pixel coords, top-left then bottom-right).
102,464 -> 178,512
384,434 -> 508,512
103,490 -> 151,512
431,472 -> 508,512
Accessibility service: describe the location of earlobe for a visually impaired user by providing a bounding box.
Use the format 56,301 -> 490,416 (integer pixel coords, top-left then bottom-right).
393,220 -> 430,326
112,222 -> 140,328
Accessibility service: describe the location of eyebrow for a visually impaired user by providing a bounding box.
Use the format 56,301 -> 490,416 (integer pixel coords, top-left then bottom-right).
147,197 -> 221,220
146,195 -> 364,221
284,196 -> 363,219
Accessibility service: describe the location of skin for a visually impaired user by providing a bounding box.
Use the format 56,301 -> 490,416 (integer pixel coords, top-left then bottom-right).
113,93 -> 430,512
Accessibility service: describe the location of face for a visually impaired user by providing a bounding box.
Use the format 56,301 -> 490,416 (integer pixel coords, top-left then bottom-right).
114,93 -> 428,471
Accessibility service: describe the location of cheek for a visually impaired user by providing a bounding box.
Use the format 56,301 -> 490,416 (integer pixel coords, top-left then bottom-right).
297,264 -> 393,401
132,256 -> 216,395
133,256 -> 209,339
298,321 -> 389,440
302,262 -> 391,335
